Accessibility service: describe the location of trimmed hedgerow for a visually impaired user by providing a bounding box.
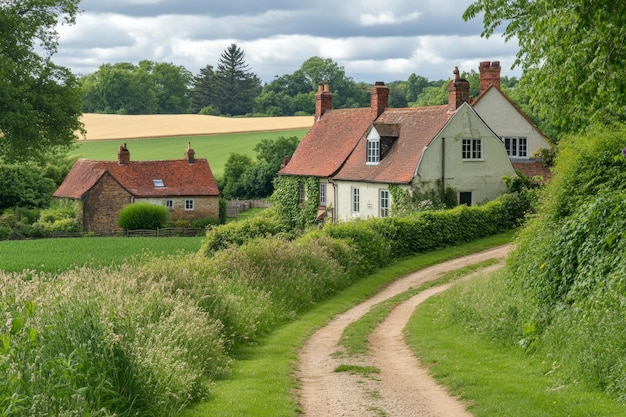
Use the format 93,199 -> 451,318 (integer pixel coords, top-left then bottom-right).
117,203 -> 169,230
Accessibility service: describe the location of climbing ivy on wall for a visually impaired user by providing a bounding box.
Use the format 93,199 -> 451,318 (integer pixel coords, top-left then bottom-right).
272,175 -> 320,229
388,184 -> 412,217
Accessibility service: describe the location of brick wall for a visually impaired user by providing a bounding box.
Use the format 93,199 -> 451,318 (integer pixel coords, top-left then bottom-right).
83,173 -> 132,233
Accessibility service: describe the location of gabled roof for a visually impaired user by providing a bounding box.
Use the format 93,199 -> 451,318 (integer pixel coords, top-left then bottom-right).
333,105 -> 453,184
278,108 -> 372,177
472,85 -> 553,145
53,158 -> 220,199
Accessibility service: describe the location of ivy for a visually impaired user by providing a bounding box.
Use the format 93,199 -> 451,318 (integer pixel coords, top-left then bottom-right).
272,175 -> 321,230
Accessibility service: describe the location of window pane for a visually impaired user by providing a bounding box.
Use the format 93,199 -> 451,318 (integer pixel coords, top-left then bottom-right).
320,183 -> 326,206
352,188 -> 360,212
380,190 -> 389,217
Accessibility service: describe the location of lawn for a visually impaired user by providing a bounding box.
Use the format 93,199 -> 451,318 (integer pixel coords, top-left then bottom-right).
72,128 -> 309,178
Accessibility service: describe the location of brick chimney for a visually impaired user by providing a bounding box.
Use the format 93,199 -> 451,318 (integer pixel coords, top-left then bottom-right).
448,67 -> 471,111
314,82 -> 332,122
479,61 -> 501,94
370,82 -> 389,120
117,143 -> 130,165
185,142 -> 195,163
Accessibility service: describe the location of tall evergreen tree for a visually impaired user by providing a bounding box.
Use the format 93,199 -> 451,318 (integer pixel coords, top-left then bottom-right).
214,44 -> 261,116
189,65 -> 216,114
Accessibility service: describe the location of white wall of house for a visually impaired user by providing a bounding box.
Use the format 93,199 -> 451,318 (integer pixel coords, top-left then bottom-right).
416,104 -> 516,205
473,88 -> 552,158
334,181 -> 409,221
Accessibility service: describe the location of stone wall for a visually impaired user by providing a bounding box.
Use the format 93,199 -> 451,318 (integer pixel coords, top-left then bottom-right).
82,173 -> 132,233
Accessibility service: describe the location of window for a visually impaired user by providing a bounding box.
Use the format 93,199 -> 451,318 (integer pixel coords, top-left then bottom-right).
185,199 -> 194,211
459,192 -> 472,206
462,139 -> 482,159
503,137 -> 528,157
379,189 -> 390,218
366,138 -> 380,164
319,183 -> 327,206
299,183 -> 305,204
153,179 -> 165,188
352,187 -> 360,213
165,199 -> 174,210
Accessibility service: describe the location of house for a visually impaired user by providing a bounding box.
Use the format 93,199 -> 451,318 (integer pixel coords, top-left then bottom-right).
53,144 -> 220,233
279,66 -> 523,222
472,61 -> 553,182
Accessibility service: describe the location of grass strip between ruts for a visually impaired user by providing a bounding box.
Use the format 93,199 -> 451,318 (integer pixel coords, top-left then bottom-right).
178,231 -> 514,417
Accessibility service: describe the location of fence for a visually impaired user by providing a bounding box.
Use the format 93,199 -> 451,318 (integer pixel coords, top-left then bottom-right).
226,200 -> 272,218
46,227 -> 206,239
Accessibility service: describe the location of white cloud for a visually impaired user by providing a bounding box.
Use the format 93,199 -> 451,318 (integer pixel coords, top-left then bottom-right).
359,11 -> 421,26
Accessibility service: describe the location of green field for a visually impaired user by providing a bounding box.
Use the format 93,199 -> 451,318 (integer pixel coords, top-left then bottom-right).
0,236 -> 205,273
72,128 -> 309,177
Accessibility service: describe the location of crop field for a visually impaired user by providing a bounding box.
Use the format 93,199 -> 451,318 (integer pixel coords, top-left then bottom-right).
0,236 -> 205,273
72,114 -> 312,177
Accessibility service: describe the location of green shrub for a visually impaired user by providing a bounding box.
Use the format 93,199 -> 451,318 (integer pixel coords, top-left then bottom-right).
200,210 -> 287,256
117,203 -> 169,230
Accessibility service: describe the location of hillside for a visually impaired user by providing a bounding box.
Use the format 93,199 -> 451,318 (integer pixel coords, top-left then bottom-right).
79,114 -> 314,141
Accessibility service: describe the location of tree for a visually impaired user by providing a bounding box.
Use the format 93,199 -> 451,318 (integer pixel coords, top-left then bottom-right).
214,43 -> 261,115
464,0 -> 626,133
189,65 -> 216,114
0,0 -> 84,163
141,61 -> 192,114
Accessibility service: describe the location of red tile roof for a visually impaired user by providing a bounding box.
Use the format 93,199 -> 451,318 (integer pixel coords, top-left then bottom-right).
53,158 -> 219,199
278,108 -> 372,177
334,105 -> 453,184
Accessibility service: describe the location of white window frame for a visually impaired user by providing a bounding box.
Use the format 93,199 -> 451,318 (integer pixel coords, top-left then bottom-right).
298,183 -> 305,205
165,199 -> 174,210
352,187 -> 360,213
379,189 -> 390,218
503,137 -> 528,157
319,183 -> 327,206
462,139 -> 482,160
185,199 -> 194,211
366,138 -> 380,164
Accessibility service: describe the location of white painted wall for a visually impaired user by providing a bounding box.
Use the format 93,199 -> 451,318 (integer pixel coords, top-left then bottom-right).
473,88 -> 552,157
416,104 -> 516,204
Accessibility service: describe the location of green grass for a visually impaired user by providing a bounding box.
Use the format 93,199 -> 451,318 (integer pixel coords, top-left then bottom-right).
0,236 -> 205,273
73,129 -> 309,178
178,231 -> 514,417
407,291 -> 626,416
337,258 -> 500,357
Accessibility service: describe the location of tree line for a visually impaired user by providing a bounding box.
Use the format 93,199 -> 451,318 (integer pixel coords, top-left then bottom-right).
79,43 -> 520,118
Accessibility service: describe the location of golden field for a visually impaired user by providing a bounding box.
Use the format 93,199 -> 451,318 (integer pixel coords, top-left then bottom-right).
79,114 -> 314,141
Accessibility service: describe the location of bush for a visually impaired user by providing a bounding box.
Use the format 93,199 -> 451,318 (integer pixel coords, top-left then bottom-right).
117,203 -> 169,230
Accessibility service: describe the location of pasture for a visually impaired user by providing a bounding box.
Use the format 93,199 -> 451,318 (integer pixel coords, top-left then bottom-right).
72,114 -> 313,177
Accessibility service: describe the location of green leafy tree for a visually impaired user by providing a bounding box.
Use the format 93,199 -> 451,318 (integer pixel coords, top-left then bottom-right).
189,65 -> 216,114
214,43 -> 261,115
220,153 -> 253,199
414,82 -> 448,106
140,61 -> 191,114
0,164 -> 56,210
406,73 -> 429,103
0,0 -> 84,163
464,0 -> 626,132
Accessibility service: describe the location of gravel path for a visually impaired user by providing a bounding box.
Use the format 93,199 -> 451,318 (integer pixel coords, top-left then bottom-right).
296,245 -> 510,417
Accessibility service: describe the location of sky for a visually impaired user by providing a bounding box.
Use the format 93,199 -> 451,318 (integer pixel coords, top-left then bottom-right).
53,0 -> 521,84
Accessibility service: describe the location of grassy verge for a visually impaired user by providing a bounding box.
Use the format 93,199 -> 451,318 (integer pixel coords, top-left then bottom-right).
0,236 -> 204,273
406,276 -> 626,417
178,231 -> 514,417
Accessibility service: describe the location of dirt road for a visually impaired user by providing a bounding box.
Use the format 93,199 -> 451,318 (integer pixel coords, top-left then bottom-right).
297,245 -> 511,417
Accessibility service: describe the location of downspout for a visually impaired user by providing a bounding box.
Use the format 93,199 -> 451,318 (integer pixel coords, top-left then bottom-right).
329,178 -> 338,223
441,137 -> 446,200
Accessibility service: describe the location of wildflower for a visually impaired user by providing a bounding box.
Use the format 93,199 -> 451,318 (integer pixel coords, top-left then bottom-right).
540,263 -> 545,269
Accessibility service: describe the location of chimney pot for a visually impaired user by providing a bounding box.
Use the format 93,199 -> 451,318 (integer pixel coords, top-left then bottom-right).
448,68 -> 470,111
479,60 -> 501,94
185,142 -> 195,163
117,143 -> 130,165
315,82 -> 333,122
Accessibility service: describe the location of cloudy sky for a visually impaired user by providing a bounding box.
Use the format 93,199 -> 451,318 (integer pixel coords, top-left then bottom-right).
53,0 -> 520,84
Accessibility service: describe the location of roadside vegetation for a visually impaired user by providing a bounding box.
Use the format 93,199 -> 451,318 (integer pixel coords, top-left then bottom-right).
0,191 -> 527,416
408,124 -> 626,413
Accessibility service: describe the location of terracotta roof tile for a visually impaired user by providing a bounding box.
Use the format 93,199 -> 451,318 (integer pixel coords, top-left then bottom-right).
278,108 -> 372,177
54,158 -> 219,199
334,105 -> 453,184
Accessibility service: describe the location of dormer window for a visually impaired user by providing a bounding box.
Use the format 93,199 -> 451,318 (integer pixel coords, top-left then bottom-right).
366,138 -> 380,164
153,179 -> 165,188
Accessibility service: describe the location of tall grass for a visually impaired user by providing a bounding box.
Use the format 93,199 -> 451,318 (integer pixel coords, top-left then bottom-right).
74,129 -> 309,178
